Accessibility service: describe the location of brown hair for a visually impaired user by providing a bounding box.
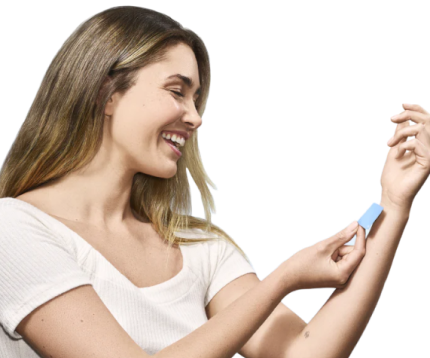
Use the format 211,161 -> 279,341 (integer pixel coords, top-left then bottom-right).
0,6 -> 251,263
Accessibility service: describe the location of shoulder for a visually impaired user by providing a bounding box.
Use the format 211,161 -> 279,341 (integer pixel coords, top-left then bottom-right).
1,190 -> 48,218
12,188 -> 60,218
0,197 -> 41,225
0,197 -> 69,249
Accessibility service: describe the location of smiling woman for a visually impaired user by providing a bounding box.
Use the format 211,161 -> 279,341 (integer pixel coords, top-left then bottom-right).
0,6 -> 227,248
0,5 -> 256,357
1,4 -> 430,358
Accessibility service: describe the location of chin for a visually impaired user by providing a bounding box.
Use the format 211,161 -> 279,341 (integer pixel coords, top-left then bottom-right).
134,150 -> 180,178
160,170 -> 177,179
144,164 -> 178,179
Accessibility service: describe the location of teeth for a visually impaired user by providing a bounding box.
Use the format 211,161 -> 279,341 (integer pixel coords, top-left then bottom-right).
162,132 -> 185,147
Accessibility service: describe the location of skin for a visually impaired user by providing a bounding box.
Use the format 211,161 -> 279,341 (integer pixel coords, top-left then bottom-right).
20,43 -> 202,232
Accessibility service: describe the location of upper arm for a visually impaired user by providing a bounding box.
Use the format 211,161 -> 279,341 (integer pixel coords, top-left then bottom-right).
205,272 -> 307,358
16,284 -> 150,358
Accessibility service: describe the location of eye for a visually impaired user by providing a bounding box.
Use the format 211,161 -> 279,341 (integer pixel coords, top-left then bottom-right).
170,90 -> 199,110
170,90 -> 184,98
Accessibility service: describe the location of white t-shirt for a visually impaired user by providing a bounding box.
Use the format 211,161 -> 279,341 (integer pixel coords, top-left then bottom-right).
0,197 -> 255,357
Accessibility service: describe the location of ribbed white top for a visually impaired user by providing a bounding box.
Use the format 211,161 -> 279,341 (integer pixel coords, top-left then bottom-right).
0,197 -> 255,356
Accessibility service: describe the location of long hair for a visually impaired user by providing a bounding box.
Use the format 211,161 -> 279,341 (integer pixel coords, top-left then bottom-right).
0,6 -> 251,262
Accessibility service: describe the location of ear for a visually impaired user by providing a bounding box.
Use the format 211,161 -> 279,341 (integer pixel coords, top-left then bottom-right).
104,95 -> 115,117
96,76 -> 114,116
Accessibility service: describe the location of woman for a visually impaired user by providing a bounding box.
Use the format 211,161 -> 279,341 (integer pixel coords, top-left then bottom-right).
0,5 -> 429,358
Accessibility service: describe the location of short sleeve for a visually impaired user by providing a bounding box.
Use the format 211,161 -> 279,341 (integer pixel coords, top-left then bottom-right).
204,239 -> 255,307
0,204 -> 93,339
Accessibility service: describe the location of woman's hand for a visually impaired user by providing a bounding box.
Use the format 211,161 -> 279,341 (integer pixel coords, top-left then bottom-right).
382,103 -> 430,209
282,222 -> 365,291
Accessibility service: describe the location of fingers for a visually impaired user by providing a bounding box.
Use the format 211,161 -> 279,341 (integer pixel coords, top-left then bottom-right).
394,120 -> 410,137
402,102 -> 428,113
386,103 -> 430,162
353,225 -> 366,252
338,245 -> 354,256
390,104 -> 429,153
391,116 -> 412,143
325,221 -> 358,252
387,123 -> 423,147
337,225 -> 366,272
390,103 -> 430,124
390,110 -> 429,124
390,121 -> 411,147
338,226 -> 365,258
395,137 -> 430,163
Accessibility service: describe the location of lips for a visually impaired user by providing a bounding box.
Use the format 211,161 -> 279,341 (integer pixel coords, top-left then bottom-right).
162,137 -> 182,157
164,137 -> 177,147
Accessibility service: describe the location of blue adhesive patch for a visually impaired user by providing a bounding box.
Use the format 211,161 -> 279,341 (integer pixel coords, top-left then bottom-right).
346,203 -> 384,245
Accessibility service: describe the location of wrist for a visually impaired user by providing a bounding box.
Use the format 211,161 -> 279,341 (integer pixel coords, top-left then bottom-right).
380,194 -> 411,218
275,261 -> 298,295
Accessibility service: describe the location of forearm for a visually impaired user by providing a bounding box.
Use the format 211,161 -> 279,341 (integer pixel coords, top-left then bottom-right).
289,198 -> 410,358
155,264 -> 292,358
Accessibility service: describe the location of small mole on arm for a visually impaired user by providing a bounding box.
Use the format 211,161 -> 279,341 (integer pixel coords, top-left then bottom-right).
81,320 -> 83,322
304,331 -> 310,339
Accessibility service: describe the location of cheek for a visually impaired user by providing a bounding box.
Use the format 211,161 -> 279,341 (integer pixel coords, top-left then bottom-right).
158,96 -> 181,117
161,97 -> 183,125
161,93 -> 183,116
146,94 -> 183,128
110,93 -> 183,151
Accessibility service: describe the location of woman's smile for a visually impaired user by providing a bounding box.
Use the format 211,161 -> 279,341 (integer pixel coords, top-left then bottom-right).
162,135 -> 182,157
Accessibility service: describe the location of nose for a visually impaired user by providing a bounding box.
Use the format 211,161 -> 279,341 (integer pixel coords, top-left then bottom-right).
181,101 -> 202,130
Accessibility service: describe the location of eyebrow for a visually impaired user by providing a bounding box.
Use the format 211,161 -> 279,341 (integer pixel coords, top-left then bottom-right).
166,74 -> 201,96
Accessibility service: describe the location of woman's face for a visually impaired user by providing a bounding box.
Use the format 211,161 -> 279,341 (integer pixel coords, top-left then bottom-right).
104,43 -> 202,178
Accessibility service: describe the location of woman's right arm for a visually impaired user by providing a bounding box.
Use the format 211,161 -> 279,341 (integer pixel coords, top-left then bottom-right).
18,246 -> 355,358
16,284 -> 152,358
155,222 -> 364,358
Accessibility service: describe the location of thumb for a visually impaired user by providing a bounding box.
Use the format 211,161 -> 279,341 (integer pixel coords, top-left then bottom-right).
337,225 -> 366,273
342,221 -> 359,242
344,220 -> 358,234
326,221 -> 359,252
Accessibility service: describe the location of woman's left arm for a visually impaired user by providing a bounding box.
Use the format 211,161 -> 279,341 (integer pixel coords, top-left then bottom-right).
287,103 -> 430,358
288,199 -> 409,358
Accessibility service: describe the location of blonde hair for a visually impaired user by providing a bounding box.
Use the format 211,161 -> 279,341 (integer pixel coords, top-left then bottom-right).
0,6 -> 251,263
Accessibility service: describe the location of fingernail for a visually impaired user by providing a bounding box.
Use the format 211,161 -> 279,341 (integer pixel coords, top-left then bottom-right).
387,138 -> 393,145
348,221 -> 358,231
391,115 -> 399,120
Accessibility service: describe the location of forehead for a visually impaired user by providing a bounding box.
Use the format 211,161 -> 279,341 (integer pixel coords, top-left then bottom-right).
137,43 -> 200,84
162,43 -> 198,68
